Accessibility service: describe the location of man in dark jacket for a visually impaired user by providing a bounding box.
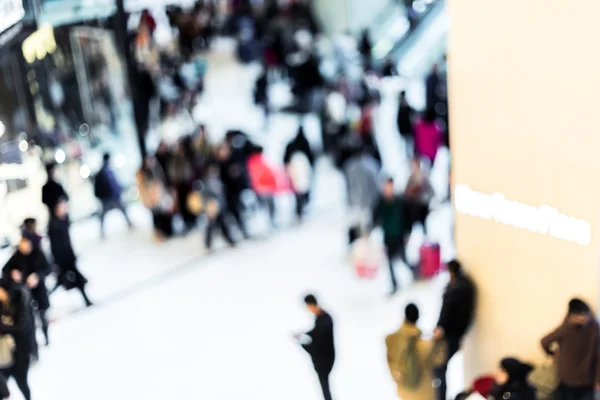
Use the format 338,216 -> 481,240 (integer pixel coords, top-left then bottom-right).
434,260 -> 476,400
95,153 -> 133,238
3,237 -> 51,349
0,265 -> 36,400
372,178 -> 409,295
297,294 -> 335,400
397,91 -> 415,146
41,162 -> 68,219
541,298 -> 600,400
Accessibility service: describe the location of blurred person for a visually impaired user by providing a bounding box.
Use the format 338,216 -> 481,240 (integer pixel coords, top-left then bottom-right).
191,126 -> 214,180
414,108 -> 442,165
254,66 -> 269,122
344,147 -> 380,234
138,157 -> 174,240
425,64 -> 441,111
434,260 -> 476,400
47,200 -> 93,307
247,146 -> 279,226
358,29 -> 372,70
95,153 -> 133,239
217,142 -> 249,238
397,91 -> 415,154
296,294 -> 335,400
488,358 -> 536,400
203,164 -> 235,250
386,303 -> 445,400
541,298 -> 600,400
168,143 -> 196,232
358,99 -> 381,163
140,9 -> 157,35
155,141 -> 172,186
41,163 -> 68,219
404,157 -> 434,234
0,273 -> 34,400
284,126 -> 315,220
21,219 -> 42,251
372,178 -> 410,295
3,238 -> 50,349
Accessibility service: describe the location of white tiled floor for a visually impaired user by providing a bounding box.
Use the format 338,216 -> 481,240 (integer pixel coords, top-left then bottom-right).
2,39 -> 460,400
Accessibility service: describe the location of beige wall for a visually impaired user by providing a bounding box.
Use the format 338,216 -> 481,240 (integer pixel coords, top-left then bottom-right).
448,0 -> 600,381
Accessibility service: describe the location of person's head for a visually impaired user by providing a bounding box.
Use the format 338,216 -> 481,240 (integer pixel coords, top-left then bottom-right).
448,260 -> 462,281
383,178 -> 394,199
103,153 -> 111,164
54,198 -> 68,219
17,237 -> 32,256
400,90 -> 407,103
567,298 -> 592,327
45,162 -> 57,179
304,294 -> 320,315
23,218 -> 36,233
405,303 -> 419,324
497,358 -> 534,384
431,63 -> 439,74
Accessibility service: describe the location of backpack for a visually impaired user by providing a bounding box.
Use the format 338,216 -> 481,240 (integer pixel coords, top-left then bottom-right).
398,336 -> 422,389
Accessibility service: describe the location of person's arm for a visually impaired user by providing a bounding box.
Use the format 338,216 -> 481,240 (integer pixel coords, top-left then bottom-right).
595,333 -> 600,386
371,198 -> 382,230
0,373 -> 8,399
541,324 -> 564,356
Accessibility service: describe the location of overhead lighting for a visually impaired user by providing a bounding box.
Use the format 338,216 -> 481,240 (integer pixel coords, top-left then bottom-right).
55,149 -> 66,164
79,164 -> 90,179
18,140 -> 28,152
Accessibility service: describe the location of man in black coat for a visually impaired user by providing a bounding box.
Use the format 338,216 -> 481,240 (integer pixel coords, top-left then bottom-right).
434,260 -> 476,400
0,266 -> 36,400
297,294 -> 335,400
41,163 -> 68,219
3,237 -> 50,348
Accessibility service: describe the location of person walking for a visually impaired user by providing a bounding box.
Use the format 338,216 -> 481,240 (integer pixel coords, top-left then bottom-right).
95,153 -> 133,238
284,126 -> 315,220
168,143 -> 196,232
541,298 -> 600,400
386,303 -> 446,400
3,237 -> 51,349
404,157 -> 434,234
47,199 -> 93,307
344,148 -> 380,235
0,267 -> 35,400
397,91 -> 415,155
296,294 -> 335,400
414,108 -> 442,166
434,260 -> 476,400
202,164 -> 235,250
41,163 -> 68,219
372,178 -> 410,295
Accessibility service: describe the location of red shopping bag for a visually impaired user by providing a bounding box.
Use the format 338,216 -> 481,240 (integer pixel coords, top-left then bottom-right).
351,237 -> 383,279
247,154 -> 291,195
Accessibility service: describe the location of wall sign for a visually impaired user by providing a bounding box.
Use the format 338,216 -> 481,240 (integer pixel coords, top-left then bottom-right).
454,184 -> 592,246
0,0 -> 25,35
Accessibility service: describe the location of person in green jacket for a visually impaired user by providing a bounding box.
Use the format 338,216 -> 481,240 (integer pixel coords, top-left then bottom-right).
372,178 -> 410,295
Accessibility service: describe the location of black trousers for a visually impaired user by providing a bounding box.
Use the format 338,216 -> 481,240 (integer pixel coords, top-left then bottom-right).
205,213 -> 234,249
295,192 -> 309,218
34,308 -> 49,345
316,369 -> 332,400
555,385 -> 595,400
3,357 -> 31,400
434,336 -> 461,400
226,192 -> 247,237
384,236 -> 407,291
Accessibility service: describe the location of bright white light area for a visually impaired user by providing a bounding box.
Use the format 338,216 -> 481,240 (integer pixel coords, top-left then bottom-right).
0,122 -> 5,138
454,184 -> 592,246
128,186 -> 140,200
55,149 -> 66,164
79,164 -> 91,179
114,153 -> 126,169
18,140 -> 28,152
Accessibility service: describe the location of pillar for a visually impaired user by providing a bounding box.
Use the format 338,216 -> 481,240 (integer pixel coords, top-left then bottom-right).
447,0 -> 600,383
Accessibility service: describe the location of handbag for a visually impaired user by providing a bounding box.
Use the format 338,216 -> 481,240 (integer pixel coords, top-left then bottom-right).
529,358 -> 558,400
0,316 -> 15,369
